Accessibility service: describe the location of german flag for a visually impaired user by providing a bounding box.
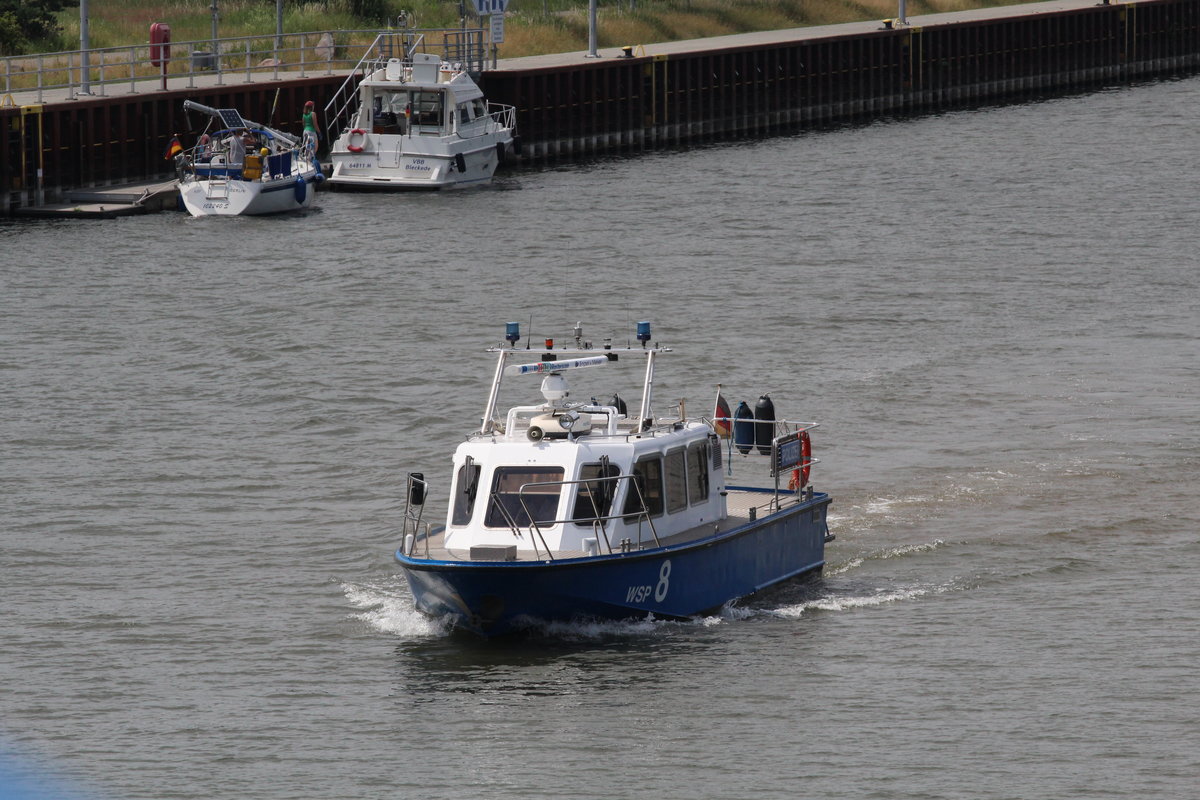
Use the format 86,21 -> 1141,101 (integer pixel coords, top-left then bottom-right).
164,135 -> 183,160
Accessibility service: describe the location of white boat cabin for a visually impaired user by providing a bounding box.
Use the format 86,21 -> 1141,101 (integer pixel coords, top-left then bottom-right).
438,343 -> 729,560
352,55 -> 498,139
442,419 -> 726,559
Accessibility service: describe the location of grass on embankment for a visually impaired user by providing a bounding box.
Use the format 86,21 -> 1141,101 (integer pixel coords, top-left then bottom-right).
55,0 -> 1028,59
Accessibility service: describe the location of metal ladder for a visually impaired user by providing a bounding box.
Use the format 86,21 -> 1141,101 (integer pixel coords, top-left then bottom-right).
205,174 -> 230,200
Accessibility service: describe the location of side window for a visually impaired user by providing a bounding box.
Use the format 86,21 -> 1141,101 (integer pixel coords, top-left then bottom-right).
688,440 -> 710,505
572,462 -> 621,523
451,461 -> 481,525
484,467 -> 565,528
622,456 -> 663,519
665,448 -> 687,513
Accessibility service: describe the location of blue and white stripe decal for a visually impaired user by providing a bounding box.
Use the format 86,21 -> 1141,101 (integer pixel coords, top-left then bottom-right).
504,356 -> 609,376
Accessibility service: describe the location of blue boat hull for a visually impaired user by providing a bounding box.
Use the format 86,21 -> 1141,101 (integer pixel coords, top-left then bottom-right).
396,491 -> 832,636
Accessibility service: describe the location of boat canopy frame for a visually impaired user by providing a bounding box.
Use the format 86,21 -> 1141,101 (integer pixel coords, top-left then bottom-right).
480,344 -> 673,437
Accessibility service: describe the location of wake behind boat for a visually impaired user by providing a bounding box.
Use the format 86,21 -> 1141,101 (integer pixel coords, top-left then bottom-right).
325,34 -> 516,189
175,101 -> 322,216
395,322 -> 833,637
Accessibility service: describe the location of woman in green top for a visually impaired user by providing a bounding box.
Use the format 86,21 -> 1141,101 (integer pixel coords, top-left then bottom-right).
302,100 -> 320,155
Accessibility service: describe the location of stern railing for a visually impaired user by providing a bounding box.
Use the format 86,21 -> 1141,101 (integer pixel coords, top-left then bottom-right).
400,473 -> 432,558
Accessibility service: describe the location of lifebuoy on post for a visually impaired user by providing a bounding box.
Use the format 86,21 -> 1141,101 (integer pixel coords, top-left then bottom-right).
347,129 -> 366,152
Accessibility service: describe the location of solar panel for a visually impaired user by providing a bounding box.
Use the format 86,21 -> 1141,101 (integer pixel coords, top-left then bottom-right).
217,109 -> 247,129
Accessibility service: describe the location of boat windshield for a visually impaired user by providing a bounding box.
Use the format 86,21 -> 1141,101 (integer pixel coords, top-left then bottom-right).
371,89 -> 444,132
570,462 -> 621,523
484,467 -> 565,528
374,91 -> 410,116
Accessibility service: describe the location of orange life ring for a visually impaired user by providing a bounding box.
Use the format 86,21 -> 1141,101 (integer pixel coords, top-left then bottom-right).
790,430 -> 813,491
799,429 -> 812,488
346,129 -> 366,152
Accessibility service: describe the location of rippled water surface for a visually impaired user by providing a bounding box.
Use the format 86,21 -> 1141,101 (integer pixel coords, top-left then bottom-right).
3,77 -> 1198,799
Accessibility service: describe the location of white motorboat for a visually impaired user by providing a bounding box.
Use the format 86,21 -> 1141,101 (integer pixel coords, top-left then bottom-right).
176,101 -> 323,216
326,42 -> 516,190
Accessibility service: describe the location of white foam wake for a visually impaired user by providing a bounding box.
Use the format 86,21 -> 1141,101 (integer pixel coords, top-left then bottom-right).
343,580 -> 451,638
769,582 -> 956,618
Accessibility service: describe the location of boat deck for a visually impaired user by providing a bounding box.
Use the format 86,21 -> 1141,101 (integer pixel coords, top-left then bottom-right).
404,487 -> 810,563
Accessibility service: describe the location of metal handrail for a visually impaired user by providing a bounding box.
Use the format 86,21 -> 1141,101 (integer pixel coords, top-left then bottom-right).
450,102 -> 516,140
1,27 -> 487,106
508,474 -> 661,561
401,473 -> 430,557
485,489 -> 544,557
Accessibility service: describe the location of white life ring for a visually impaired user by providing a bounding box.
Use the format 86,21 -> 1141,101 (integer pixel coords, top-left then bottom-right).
346,129 -> 366,152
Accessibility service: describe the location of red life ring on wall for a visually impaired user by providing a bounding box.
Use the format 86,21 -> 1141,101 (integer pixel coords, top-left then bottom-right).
346,129 -> 366,152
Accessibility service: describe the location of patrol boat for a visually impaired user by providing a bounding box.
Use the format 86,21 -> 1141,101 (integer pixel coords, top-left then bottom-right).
395,322 -> 833,637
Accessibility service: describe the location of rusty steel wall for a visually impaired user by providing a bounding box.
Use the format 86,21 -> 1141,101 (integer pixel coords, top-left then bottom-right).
1,76 -> 344,213
479,0 -> 1200,161
4,0 -> 1200,213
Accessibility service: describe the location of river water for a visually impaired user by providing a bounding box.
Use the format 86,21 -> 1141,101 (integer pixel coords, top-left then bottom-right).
3,75 -> 1198,799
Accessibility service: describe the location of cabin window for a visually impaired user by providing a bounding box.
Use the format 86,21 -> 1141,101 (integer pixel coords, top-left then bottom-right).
472,98 -> 488,119
459,103 -> 473,122
451,462 -> 481,525
484,467 -> 565,528
688,440 -> 710,505
411,90 -> 444,128
372,91 -> 412,133
571,462 -> 621,523
622,456 -> 663,519
664,448 -> 688,513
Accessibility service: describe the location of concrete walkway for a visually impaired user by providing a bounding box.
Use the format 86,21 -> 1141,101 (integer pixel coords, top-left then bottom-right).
12,178 -> 179,218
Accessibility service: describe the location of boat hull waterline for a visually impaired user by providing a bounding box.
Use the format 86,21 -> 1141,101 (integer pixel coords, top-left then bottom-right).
330,142 -> 503,190
397,492 -> 832,636
179,173 -> 320,216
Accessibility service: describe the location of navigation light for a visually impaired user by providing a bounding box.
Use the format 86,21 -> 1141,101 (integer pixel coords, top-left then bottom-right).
637,321 -> 651,346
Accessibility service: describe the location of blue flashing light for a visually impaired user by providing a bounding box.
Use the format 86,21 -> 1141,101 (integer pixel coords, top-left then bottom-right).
636,321 -> 651,344
505,321 -> 520,346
